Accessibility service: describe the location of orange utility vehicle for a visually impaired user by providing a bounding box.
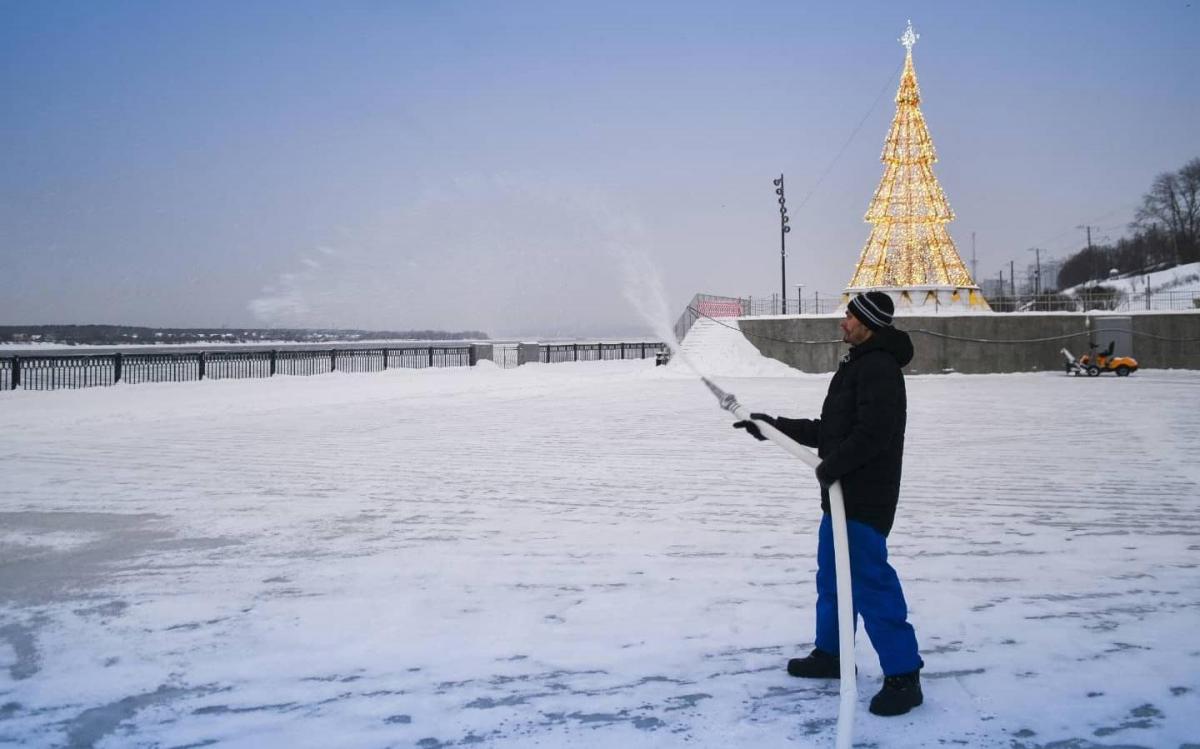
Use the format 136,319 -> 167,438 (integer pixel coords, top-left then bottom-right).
1061,341 -> 1139,377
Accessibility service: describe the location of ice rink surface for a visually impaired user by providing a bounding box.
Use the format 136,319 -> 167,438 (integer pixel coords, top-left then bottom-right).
2,361 -> 1198,748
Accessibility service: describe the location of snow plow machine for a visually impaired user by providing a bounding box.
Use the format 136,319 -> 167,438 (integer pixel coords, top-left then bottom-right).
1061,341 -> 1138,377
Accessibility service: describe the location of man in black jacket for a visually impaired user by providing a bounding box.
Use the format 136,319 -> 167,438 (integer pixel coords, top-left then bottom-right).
734,290 -> 924,717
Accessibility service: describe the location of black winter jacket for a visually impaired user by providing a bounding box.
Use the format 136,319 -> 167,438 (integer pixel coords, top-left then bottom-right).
774,327 -> 914,536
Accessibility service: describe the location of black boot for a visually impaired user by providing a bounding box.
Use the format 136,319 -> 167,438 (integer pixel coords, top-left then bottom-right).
786,648 -> 841,678
869,670 -> 923,716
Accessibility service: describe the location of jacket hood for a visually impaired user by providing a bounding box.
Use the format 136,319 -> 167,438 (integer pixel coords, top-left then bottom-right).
851,326 -> 914,368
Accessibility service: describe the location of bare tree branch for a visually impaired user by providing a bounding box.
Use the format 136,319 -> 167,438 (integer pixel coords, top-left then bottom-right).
1135,159 -> 1200,263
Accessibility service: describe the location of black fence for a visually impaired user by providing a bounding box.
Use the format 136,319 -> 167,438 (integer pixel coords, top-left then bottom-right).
540,343 -> 658,363
1,342 -> 665,392
493,344 -> 519,369
984,290 -> 1200,312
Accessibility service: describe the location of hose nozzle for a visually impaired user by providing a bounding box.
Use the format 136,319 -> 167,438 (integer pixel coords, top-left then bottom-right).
701,377 -> 739,413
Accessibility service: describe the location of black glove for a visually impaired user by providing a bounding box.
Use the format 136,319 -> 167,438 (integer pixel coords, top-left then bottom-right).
732,420 -> 765,441
732,413 -> 776,442
815,461 -> 835,489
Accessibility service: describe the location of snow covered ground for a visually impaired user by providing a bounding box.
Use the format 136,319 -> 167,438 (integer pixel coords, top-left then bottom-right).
1,360 -> 1198,748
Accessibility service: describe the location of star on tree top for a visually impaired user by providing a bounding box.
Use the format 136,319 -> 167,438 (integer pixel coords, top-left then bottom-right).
900,20 -> 919,52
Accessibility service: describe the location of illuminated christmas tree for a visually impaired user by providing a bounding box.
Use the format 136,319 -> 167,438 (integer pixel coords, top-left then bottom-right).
844,21 -> 990,311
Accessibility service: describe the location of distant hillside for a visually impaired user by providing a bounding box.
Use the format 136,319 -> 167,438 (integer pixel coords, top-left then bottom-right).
0,325 -> 490,346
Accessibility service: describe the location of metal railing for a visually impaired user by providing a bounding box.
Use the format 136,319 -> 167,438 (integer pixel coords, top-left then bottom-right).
674,293 -> 744,342
986,290 -> 1200,312
1,342 -> 665,392
741,295 -> 843,317
0,346 -> 476,392
539,342 -> 661,364
493,344 -> 519,369
674,292 -> 844,341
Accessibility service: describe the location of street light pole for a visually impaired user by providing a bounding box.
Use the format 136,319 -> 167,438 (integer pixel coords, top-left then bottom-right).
774,174 -> 791,314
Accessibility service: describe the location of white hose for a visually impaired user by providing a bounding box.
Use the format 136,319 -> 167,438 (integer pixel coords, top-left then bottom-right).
707,380 -> 855,749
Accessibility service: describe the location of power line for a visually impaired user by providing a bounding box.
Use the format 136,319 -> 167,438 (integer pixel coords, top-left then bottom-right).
1022,206 -> 1134,255
792,60 -> 905,213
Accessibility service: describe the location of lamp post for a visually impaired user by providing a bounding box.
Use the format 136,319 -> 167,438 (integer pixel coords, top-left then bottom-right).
774,174 -> 790,314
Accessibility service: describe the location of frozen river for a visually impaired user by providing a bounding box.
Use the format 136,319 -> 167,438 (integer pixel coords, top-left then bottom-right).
1,361 -> 1197,748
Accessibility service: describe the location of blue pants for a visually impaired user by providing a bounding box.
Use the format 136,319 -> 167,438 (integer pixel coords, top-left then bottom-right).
815,513 -> 923,676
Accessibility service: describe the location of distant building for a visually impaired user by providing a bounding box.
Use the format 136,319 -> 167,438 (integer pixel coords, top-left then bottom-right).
1021,259 -> 1064,295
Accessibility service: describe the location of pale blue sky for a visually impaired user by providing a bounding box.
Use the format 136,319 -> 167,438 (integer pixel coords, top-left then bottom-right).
2,1 -> 1196,335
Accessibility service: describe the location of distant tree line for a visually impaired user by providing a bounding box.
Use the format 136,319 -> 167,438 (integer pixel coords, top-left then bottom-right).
1056,157 -> 1199,289
0,325 -> 490,346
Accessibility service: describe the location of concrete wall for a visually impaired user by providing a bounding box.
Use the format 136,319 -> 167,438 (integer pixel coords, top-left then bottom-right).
517,343 -> 541,366
737,312 -> 1200,374
1125,314 -> 1200,371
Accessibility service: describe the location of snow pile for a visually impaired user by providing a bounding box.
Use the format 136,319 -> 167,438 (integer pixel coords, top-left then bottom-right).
672,317 -> 801,377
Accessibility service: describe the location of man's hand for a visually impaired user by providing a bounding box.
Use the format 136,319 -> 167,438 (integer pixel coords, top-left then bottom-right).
732,420 -> 765,441
732,413 -> 777,442
815,461 -> 835,490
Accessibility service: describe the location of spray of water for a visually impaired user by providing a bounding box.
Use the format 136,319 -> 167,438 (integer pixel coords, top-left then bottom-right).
615,246 -> 708,379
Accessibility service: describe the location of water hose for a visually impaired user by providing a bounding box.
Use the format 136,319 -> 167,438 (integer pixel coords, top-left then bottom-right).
703,377 -> 856,749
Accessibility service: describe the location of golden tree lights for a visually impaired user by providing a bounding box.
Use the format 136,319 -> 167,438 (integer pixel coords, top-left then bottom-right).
845,21 -> 990,311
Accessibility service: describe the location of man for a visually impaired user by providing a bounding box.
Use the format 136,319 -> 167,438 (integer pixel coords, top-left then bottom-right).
733,290 -> 923,717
